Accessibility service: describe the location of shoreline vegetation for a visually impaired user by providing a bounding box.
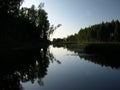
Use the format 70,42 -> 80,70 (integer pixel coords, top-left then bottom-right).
53,20 -> 120,54
0,0 -> 120,54
53,20 -> 120,43
0,1 -> 61,49
53,42 -> 120,54
53,42 -> 120,68
0,41 -> 50,50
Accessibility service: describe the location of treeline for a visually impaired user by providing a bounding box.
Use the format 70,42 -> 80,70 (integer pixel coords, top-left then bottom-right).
0,0 -> 61,45
53,20 -> 120,43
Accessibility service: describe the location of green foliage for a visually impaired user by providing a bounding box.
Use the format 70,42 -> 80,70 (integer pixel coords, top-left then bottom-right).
47,24 -> 62,39
61,20 -> 120,43
37,5 -> 49,39
0,0 -> 23,16
53,38 -> 65,44
19,3 -> 61,41
0,1 -> 60,44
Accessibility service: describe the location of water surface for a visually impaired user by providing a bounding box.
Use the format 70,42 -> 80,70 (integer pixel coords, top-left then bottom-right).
0,45 -> 120,90
22,46 -> 120,90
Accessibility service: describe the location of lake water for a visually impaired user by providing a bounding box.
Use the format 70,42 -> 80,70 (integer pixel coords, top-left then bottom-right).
22,45 -> 120,90
0,45 -> 120,90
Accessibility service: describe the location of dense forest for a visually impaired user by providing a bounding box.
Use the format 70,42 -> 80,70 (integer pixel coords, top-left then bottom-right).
0,0 -> 61,48
53,20 -> 120,43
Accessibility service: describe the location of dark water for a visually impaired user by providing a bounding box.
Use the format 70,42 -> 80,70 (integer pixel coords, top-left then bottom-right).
0,45 -> 120,90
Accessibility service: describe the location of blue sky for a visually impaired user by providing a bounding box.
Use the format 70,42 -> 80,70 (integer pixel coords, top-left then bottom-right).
21,0 -> 120,39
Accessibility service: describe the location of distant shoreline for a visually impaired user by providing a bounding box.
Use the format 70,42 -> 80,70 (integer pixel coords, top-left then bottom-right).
0,41 -> 50,50
53,42 -> 120,54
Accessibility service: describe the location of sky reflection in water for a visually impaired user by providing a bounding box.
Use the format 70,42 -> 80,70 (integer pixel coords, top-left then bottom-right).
22,46 -> 120,90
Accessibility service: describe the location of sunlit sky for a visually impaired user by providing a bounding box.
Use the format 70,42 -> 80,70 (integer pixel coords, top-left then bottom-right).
21,0 -> 120,39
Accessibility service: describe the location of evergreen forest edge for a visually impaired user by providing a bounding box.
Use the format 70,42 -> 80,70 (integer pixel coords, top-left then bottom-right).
53,20 -> 120,53
1,0 -> 120,50
53,20 -> 120,44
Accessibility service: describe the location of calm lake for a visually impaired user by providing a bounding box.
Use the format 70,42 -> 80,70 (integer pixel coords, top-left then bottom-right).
0,45 -> 120,90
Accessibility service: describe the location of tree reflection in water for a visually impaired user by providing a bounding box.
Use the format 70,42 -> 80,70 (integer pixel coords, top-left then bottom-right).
67,44 -> 120,69
53,44 -> 120,69
0,46 -> 60,90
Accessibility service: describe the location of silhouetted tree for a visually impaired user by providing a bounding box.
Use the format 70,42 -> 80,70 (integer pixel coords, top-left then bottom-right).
114,20 -> 120,41
37,3 -> 49,40
47,24 -> 62,39
0,0 -> 23,17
